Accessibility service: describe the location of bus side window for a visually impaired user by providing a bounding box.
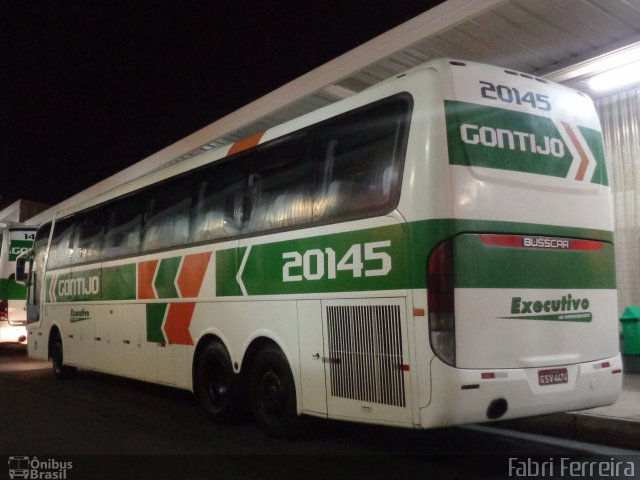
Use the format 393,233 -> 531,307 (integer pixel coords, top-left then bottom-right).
244,134 -> 313,234
192,158 -> 246,243
73,209 -> 104,264
141,179 -> 193,252
314,99 -> 408,221
47,217 -> 76,269
104,198 -> 143,258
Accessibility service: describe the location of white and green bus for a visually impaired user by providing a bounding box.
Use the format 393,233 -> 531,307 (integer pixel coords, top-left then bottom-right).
21,59 -> 621,437
0,225 -> 35,344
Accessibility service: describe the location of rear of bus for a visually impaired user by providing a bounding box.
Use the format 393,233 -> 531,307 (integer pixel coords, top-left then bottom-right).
422,60 -> 621,427
0,227 -> 35,344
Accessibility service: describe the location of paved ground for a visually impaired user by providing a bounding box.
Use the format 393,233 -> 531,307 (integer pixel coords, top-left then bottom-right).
1,344 -> 637,480
578,372 -> 640,422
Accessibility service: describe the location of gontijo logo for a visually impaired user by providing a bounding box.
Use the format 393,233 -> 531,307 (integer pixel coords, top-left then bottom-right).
10,246 -> 30,257
446,100 -> 608,186
48,271 -> 101,303
460,123 -> 565,158
57,277 -> 100,297
9,239 -> 33,261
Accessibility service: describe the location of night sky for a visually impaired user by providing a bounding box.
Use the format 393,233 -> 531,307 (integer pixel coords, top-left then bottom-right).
3,0 -> 440,209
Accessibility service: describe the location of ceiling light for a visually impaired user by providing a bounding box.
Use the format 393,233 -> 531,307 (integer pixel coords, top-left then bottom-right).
588,59 -> 640,93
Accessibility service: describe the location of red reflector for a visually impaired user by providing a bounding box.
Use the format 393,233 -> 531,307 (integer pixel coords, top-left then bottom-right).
481,372 -> 496,379
427,241 -> 454,314
480,234 -> 522,248
571,239 -> 603,251
480,234 -> 602,251
413,308 -> 425,317
612,369 -> 622,374
399,364 -> 410,372
601,361 -> 611,368
0,300 -> 7,321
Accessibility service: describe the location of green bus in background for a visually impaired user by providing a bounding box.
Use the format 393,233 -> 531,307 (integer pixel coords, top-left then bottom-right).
0,225 -> 35,343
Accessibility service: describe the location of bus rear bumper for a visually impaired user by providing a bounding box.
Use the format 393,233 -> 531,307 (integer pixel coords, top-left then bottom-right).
420,354 -> 623,428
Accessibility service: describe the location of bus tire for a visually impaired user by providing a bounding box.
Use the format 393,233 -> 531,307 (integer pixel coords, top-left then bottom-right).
50,330 -> 76,379
250,344 -> 301,439
195,341 -> 240,424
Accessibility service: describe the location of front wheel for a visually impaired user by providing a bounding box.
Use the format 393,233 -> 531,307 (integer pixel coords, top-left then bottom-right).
250,345 -> 301,439
50,330 -> 76,379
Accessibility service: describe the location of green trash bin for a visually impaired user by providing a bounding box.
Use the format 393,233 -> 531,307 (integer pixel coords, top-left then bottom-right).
621,306 -> 640,355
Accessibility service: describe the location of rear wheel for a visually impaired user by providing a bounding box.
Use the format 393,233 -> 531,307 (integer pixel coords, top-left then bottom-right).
195,341 -> 241,423
250,344 -> 300,439
50,330 -> 76,379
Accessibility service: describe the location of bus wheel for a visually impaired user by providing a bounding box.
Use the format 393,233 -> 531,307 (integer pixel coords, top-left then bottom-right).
195,341 -> 240,424
50,330 -> 76,379
250,344 -> 300,439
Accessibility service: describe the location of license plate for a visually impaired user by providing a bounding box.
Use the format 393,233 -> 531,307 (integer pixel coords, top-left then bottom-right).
538,368 -> 568,386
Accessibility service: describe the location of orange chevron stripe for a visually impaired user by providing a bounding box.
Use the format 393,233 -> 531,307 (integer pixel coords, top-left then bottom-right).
177,252 -> 212,298
226,131 -> 264,157
164,302 -> 195,345
561,121 -> 590,181
137,260 -> 158,299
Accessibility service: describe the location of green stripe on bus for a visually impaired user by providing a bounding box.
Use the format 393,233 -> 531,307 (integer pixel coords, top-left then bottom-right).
453,234 -> 616,289
579,126 -> 608,186
0,279 -> 27,300
407,219 -> 615,291
216,219 -> 615,296
216,248 -> 243,297
499,313 -> 593,323
48,268 -> 102,302
445,100 -> 608,186
146,303 -> 167,343
43,219 -> 615,302
217,225 -> 408,296
155,257 -> 181,299
46,264 -> 136,302
102,264 -> 136,300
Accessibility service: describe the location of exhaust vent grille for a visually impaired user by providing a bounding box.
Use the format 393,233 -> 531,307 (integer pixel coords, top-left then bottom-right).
326,304 -> 405,407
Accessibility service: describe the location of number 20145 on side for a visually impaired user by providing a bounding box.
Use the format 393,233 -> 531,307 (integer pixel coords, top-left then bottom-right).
282,241 -> 392,282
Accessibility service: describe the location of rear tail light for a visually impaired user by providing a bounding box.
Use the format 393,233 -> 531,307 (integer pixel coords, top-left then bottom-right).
428,240 -> 456,366
0,300 -> 8,322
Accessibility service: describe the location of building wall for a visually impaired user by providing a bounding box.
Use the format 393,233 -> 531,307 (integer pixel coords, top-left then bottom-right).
0,199 -> 50,225
596,88 -> 640,314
